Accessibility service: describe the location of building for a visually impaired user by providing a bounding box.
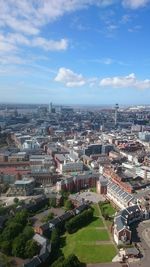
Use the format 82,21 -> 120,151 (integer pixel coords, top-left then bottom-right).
107,180 -> 135,209
113,205 -> 141,245
7,178 -> 35,196
96,176 -> 107,195
55,153 -> 83,174
139,131 -> 150,142
34,204 -> 88,236
56,172 -> 99,192
23,234 -> 51,267
84,144 -> 102,156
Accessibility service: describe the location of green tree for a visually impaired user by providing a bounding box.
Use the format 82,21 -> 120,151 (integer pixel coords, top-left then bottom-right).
49,198 -> 56,208
42,212 -> 54,223
63,254 -> 81,267
64,200 -> 74,211
65,208 -> 93,234
12,234 -> 26,258
51,229 -> 60,250
13,209 -> 28,225
1,222 -> 23,241
0,241 -> 12,255
0,253 -> 12,267
0,206 -> 7,216
25,240 -> 39,259
61,190 -> 69,205
51,256 -> 65,267
23,226 -> 34,240
13,198 -> 19,204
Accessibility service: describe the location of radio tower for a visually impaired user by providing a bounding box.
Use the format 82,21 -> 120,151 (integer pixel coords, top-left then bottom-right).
114,103 -> 119,126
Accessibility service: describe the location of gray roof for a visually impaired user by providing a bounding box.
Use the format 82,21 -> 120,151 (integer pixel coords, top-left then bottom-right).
114,204 -> 141,232
33,234 -> 47,246
23,257 -> 41,267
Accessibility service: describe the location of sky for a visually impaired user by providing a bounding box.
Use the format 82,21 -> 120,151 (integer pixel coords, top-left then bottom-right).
0,0 -> 150,105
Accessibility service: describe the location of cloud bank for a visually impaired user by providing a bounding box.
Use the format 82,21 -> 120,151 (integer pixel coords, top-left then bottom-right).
55,69 -> 150,89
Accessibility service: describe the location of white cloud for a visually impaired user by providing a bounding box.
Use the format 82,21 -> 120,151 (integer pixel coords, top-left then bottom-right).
55,67 -> 86,87
122,0 -> 149,9
0,0 -> 115,37
31,38 -> 68,51
128,25 -> 142,32
0,33 -> 68,54
0,0 -> 147,40
100,73 -> 150,89
101,58 -> 114,65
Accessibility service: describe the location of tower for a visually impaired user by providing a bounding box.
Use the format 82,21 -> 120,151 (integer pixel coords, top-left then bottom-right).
114,103 -> 119,126
49,102 -> 52,113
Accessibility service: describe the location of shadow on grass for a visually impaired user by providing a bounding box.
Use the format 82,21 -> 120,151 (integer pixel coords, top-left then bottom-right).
60,236 -> 66,248
68,216 -> 100,235
80,262 -> 86,267
88,216 -> 99,224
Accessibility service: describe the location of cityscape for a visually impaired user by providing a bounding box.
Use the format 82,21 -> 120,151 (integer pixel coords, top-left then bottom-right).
1,1 -> 150,267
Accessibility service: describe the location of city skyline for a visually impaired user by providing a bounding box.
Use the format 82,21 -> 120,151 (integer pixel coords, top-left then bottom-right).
0,0 -> 150,104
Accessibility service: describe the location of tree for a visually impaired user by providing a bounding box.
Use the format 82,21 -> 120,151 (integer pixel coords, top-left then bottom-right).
50,254 -> 81,267
23,226 -> 34,240
64,200 -> 74,211
49,198 -> 56,208
0,206 -> 7,216
13,198 -> 19,204
42,212 -> 54,223
61,190 -> 69,205
25,240 -> 39,259
51,229 -> 60,250
0,253 -> 12,267
63,254 -> 81,267
1,222 -> 23,241
13,209 -> 28,226
51,256 -> 65,267
12,234 -> 26,258
0,241 -> 11,255
65,208 -> 93,234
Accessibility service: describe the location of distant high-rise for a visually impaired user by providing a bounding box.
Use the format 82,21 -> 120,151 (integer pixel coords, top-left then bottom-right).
114,103 -> 119,126
49,102 -> 53,113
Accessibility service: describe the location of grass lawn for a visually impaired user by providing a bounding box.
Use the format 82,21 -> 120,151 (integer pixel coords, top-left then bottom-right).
99,202 -> 116,217
92,204 -> 100,217
62,242 -> 116,263
61,212 -> 117,264
64,228 -> 109,243
86,217 -> 104,228
61,203 -> 117,264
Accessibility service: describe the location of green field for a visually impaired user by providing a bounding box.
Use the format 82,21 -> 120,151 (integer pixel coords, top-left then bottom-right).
86,217 -> 104,228
62,240 -> 116,263
63,228 -> 109,244
92,204 -> 100,217
99,202 -> 116,217
61,204 -> 117,263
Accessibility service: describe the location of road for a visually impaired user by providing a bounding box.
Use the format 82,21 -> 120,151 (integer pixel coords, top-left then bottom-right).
130,220 -> 150,267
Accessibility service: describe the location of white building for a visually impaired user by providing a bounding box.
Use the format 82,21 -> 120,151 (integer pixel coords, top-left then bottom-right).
60,161 -> 83,173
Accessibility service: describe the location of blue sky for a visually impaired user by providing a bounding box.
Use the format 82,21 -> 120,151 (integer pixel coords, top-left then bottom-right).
0,0 -> 150,105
